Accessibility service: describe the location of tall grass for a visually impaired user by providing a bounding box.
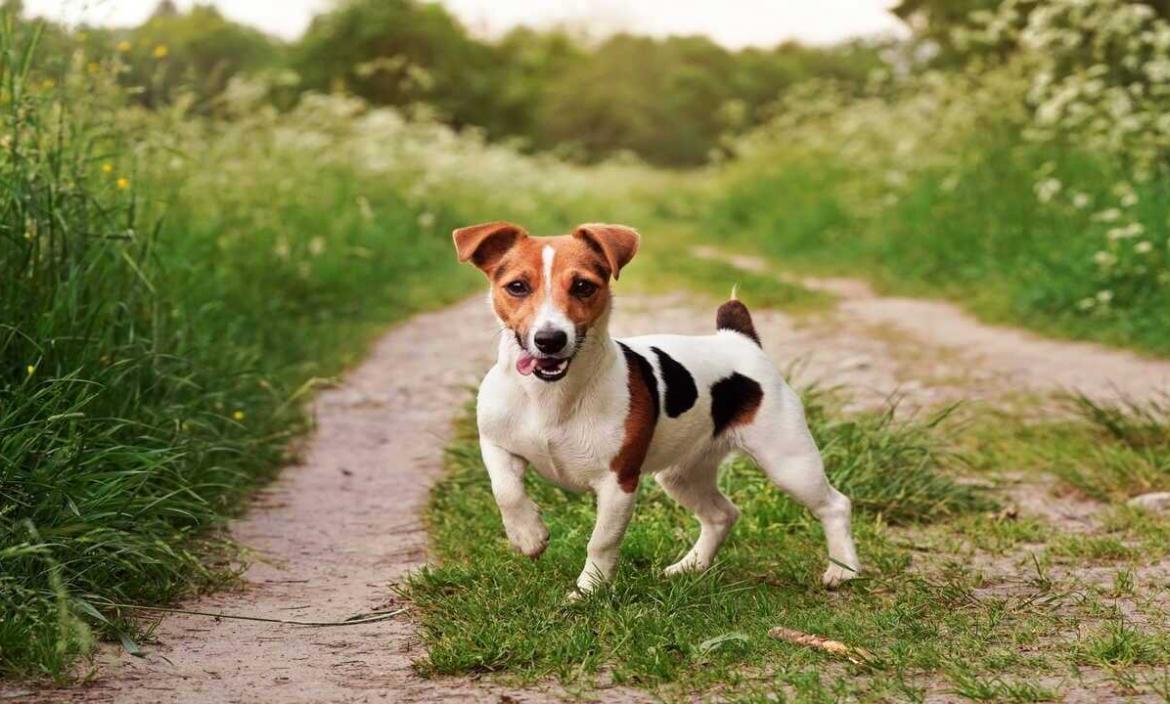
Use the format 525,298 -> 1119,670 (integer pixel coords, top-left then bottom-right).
0,24 -> 657,678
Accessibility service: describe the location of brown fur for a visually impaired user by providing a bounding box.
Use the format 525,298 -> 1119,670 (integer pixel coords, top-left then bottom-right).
610,343 -> 659,493
715,299 -> 760,346
454,222 -> 638,344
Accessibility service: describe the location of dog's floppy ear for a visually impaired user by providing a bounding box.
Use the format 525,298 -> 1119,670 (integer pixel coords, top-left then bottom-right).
573,223 -> 640,280
452,221 -> 527,274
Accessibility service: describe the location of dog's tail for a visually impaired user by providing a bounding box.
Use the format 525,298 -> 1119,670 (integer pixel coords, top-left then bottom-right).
715,287 -> 761,346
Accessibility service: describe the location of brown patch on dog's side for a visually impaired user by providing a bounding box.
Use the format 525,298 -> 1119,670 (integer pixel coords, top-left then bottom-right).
716,299 -> 760,346
611,342 -> 659,492
710,373 -> 763,436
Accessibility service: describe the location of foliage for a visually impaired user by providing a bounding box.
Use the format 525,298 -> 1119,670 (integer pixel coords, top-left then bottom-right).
120,3 -> 281,108
707,0 -> 1170,353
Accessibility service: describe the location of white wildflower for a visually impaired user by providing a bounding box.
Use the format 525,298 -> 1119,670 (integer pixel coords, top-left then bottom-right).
1035,177 -> 1062,203
1093,250 -> 1117,267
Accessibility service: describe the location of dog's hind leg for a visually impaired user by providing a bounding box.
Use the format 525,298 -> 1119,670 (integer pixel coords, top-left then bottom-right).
657,456 -> 739,576
738,385 -> 860,589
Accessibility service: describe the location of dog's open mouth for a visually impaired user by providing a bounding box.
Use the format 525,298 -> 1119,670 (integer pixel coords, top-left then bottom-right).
516,352 -> 572,382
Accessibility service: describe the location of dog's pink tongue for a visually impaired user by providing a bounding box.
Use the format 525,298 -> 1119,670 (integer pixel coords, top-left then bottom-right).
516,352 -> 537,376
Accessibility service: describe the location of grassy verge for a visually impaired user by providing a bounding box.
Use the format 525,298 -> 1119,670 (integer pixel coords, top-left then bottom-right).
0,29 -> 658,678
705,119 -> 1170,357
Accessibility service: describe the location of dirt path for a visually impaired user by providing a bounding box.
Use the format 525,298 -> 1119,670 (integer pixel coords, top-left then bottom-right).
20,251 -> 1170,703
694,246 -> 1170,405
31,298 -> 569,703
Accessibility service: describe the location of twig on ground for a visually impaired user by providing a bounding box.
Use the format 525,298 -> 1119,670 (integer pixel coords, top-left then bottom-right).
767,627 -> 875,665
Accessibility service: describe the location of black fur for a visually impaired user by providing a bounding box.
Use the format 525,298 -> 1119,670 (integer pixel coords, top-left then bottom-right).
710,372 -> 764,436
651,347 -> 697,418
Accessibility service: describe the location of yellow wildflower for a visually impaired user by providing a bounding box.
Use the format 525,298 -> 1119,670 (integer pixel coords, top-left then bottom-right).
116,40 -> 132,53
232,410 -> 246,421
116,177 -> 130,190
26,365 -> 35,376
101,163 -> 113,174
153,44 -> 169,59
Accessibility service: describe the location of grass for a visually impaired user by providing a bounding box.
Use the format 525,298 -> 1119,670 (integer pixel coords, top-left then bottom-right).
706,131 -> 1170,356
409,376 -> 1170,699
624,228 -> 834,314
406,392 -> 1002,697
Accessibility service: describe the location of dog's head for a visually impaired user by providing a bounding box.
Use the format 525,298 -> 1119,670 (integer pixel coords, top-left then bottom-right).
453,221 -> 639,382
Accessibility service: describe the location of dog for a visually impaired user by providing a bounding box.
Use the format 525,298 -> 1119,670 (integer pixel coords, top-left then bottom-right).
453,221 -> 860,595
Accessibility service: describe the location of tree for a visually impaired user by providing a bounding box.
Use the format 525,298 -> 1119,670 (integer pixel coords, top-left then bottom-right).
124,3 -> 281,108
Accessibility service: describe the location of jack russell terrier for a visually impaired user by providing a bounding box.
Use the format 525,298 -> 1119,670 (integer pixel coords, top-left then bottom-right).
453,221 -> 860,595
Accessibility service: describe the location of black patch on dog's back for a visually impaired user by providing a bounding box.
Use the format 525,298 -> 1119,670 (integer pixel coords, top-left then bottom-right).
651,347 -> 697,418
710,373 -> 764,436
619,342 -> 660,420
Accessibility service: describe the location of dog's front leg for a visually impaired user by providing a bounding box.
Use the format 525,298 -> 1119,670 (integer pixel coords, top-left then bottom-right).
575,477 -> 637,595
481,438 -> 549,558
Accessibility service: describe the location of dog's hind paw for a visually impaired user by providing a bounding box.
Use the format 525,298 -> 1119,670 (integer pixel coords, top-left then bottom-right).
822,562 -> 860,589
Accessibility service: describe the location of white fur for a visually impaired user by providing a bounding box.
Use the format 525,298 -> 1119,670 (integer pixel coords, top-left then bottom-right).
476,298 -> 860,595
528,245 -> 577,357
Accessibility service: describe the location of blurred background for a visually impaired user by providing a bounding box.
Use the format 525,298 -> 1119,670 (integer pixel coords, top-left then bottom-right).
4,0 -> 1170,680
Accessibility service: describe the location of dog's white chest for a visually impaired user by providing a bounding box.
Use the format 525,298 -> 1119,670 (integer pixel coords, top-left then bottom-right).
505,410 -> 618,491
477,367 -> 625,492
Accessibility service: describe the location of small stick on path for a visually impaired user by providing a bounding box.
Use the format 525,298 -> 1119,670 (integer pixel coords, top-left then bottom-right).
768,627 -> 875,666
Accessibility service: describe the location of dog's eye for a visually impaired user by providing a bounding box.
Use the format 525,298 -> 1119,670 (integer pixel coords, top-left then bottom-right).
505,280 -> 530,297
571,280 -> 598,298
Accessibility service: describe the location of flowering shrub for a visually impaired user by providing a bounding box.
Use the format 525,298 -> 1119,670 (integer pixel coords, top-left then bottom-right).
711,0 -> 1170,350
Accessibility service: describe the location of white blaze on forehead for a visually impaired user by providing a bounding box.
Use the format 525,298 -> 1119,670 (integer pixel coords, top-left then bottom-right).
530,243 -> 575,354
542,245 -> 555,293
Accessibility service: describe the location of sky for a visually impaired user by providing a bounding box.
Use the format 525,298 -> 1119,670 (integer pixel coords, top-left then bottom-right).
22,0 -> 906,48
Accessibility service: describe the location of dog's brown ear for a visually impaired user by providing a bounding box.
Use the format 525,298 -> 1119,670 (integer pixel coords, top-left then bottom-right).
573,224 -> 640,280
453,221 -> 527,274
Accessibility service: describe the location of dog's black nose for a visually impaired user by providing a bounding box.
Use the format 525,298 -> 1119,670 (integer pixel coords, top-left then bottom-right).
534,328 -> 568,354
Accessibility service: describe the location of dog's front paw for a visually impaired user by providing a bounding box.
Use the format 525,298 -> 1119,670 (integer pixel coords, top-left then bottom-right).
505,519 -> 549,559
663,552 -> 708,577
822,562 -> 860,589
